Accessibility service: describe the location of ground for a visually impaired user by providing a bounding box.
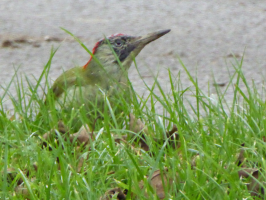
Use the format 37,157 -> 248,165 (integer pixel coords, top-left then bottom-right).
1,0 -> 266,111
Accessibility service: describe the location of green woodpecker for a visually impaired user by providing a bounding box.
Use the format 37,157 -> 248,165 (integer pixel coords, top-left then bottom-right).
49,29 -> 171,118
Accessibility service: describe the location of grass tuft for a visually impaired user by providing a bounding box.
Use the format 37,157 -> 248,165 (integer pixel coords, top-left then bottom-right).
0,39 -> 266,199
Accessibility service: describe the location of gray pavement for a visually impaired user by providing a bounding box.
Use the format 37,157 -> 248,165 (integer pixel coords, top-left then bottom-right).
1,0 -> 266,113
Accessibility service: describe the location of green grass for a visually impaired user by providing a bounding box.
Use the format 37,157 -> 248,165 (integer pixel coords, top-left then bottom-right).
1,43 -> 266,199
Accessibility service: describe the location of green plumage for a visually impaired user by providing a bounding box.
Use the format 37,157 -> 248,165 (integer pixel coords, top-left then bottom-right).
42,29 -> 170,126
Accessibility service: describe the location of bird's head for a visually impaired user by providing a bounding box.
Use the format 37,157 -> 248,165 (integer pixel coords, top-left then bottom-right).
83,29 -> 171,75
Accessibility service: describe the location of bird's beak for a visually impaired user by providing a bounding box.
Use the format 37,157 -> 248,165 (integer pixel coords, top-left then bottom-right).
128,29 -> 171,59
119,29 -> 171,69
134,29 -> 171,47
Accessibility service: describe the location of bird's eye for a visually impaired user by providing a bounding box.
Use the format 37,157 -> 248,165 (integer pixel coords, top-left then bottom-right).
114,39 -> 123,47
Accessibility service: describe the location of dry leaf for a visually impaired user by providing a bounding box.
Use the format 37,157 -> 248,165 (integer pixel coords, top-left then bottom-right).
139,168 -> 176,199
42,120 -> 69,150
236,143 -> 245,167
129,114 -> 150,151
236,143 -> 265,197
15,184 -> 30,198
238,168 -> 258,179
248,170 -> 264,197
100,188 -> 127,200
5,168 -> 23,185
129,113 -> 148,134
239,169 -> 264,197
166,124 -> 178,137
165,124 -> 180,149
42,120 -> 68,141
69,125 -> 93,146
58,120 -> 68,134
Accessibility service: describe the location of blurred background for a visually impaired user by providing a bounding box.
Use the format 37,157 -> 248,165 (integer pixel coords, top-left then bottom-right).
1,0 -> 266,111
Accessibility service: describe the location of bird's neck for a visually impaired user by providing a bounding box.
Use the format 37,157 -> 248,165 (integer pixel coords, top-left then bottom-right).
83,59 -> 129,85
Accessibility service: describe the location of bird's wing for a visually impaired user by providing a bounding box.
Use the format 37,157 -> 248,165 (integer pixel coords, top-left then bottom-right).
50,67 -> 83,99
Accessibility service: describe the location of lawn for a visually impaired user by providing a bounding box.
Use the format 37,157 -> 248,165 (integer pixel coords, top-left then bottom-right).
1,40 -> 265,199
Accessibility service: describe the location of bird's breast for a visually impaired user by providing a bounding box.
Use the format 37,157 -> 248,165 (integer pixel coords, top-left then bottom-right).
55,79 -> 130,111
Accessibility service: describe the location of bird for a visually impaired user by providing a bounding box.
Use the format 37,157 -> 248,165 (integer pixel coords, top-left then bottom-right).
46,29 -> 171,124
